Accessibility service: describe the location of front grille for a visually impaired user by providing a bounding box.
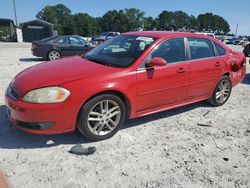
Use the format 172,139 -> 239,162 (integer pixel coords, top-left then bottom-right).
7,85 -> 19,100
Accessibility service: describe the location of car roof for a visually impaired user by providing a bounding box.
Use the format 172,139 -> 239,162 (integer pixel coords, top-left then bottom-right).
123,31 -> 214,39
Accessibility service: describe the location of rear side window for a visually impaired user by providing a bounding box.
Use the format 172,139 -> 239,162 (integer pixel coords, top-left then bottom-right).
56,37 -> 69,45
214,42 -> 226,56
188,38 -> 215,60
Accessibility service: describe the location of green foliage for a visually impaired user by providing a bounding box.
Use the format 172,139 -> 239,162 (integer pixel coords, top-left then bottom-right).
198,13 -> 230,34
143,17 -> 158,30
36,4 -> 231,36
99,8 -> 145,32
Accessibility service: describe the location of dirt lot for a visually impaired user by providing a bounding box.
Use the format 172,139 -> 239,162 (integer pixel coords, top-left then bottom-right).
0,42 -> 249,188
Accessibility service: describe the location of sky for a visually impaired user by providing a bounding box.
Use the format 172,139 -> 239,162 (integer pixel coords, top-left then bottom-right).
1,0 -> 250,35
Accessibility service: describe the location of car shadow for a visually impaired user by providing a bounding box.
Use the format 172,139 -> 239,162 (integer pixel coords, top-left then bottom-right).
19,58 -> 44,62
0,105 -> 89,149
241,73 -> 250,85
0,101 -> 211,149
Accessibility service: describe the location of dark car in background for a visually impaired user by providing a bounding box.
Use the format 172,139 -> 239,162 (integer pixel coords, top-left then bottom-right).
32,35 -> 95,60
91,32 -> 120,44
243,43 -> 250,57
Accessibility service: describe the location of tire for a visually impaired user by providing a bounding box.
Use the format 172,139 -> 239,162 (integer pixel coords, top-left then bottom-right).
47,50 -> 61,61
77,94 -> 126,141
208,75 -> 232,106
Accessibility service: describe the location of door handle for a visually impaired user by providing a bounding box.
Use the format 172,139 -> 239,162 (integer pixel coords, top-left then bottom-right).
214,62 -> 222,67
176,68 -> 186,74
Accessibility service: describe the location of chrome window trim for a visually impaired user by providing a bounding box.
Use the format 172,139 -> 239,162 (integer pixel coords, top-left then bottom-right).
138,37 -> 186,69
137,36 -> 228,71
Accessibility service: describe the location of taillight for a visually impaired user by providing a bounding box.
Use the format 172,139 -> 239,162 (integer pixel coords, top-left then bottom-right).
32,44 -> 39,49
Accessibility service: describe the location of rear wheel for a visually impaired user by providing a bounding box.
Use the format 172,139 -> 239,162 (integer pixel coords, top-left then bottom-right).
77,94 -> 126,141
208,75 -> 232,106
47,50 -> 61,61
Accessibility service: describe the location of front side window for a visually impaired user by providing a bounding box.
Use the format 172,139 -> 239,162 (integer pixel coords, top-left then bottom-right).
142,38 -> 185,67
188,38 -> 215,60
69,37 -> 86,45
84,35 -> 156,68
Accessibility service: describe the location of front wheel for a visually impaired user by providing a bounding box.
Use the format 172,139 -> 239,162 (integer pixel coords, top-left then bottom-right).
77,94 -> 126,141
208,75 -> 232,106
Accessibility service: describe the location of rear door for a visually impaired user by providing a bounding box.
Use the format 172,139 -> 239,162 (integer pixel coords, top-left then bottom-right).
186,37 -> 223,99
136,38 -> 189,112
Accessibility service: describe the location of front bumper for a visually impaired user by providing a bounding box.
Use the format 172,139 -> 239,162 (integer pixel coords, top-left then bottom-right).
4,94 -> 77,134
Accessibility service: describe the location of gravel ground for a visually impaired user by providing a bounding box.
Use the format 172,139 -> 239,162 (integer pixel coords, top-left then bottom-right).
0,42 -> 249,188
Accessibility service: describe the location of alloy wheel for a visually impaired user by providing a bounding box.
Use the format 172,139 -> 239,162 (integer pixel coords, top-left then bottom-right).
215,79 -> 231,103
87,99 -> 121,136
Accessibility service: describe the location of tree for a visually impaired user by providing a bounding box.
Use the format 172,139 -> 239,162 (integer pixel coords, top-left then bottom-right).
157,11 -> 174,30
124,8 -> 145,31
36,4 -> 231,35
198,13 -> 230,34
99,10 -> 126,32
36,4 -> 72,34
36,4 -> 100,36
100,8 -> 145,32
72,13 -> 100,36
187,15 -> 199,31
143,16 -> 158,30
172,11 -> 190,30
36,5 -> 63,33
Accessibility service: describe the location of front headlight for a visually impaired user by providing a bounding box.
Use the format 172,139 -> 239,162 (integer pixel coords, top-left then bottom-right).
23,87 -> 70,104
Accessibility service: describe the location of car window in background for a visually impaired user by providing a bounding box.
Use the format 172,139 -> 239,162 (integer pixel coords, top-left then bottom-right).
107,33 -> 114,37
188,38 -> 215,60
84,35 -> 156,68
70,37 -> 86,45
40,35 -> 57,42
150,38 -> 185,64
214,42 -> 226,56
56,37 -> 69,45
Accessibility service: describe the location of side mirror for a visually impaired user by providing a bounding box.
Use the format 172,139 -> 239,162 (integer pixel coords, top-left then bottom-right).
85,43 -> 91,47
146,57 -> 167,68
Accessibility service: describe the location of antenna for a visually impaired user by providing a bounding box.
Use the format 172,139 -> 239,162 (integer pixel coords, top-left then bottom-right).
235,23 -> 238,36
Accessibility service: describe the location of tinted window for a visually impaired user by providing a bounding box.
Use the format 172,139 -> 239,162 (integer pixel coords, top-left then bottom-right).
214,43 -> 226,56
70,37 -> 86,45
56,37 -> 69,45
188,38 -> 214,60
149,38 -> 185,64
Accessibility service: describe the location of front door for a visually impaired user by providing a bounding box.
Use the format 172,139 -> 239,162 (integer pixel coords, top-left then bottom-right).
136,38 -> 189,112
69,36 -> 89,56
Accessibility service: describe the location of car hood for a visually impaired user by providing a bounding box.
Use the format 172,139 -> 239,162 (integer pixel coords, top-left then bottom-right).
12,56 -> 117,96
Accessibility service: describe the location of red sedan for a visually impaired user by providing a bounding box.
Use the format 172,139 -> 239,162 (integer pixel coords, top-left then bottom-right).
5,31 -> 246,141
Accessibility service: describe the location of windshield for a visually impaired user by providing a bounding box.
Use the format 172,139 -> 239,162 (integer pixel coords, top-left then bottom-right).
101,32 -> 108,36
84,35 -> 156,68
